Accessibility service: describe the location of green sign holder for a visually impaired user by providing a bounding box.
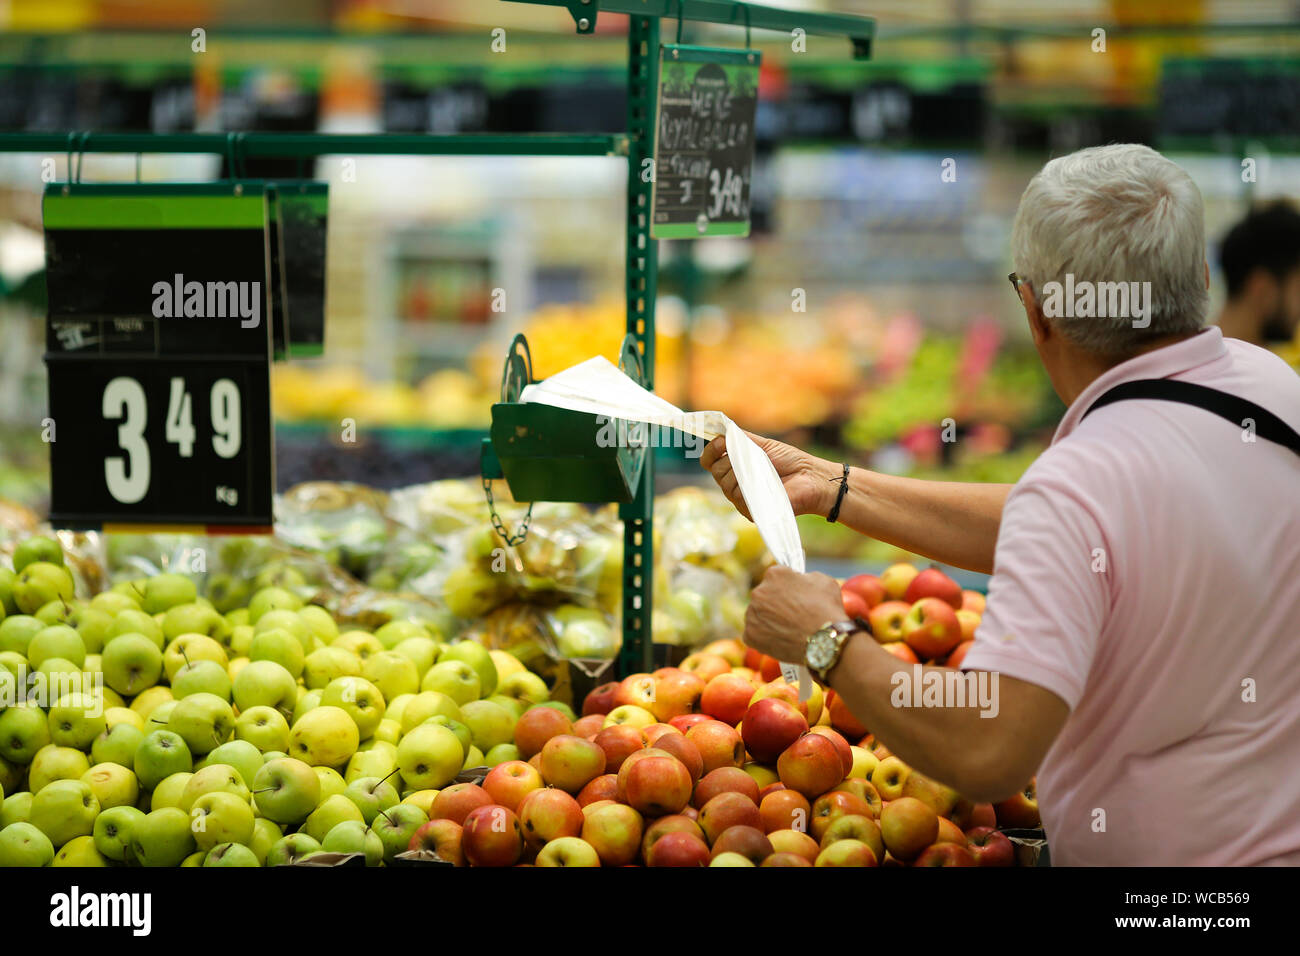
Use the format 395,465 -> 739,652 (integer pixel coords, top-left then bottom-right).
0,0 -> 876,677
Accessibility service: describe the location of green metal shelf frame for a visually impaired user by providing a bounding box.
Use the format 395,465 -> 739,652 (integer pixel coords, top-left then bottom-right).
0,0 -> 877,677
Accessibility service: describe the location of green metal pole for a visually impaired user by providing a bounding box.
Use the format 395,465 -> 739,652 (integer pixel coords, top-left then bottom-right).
618,12 -> 659,678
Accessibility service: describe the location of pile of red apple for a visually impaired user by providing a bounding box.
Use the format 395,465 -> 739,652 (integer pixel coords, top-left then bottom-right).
406,563 -> 1038,867
843,562 -> 983,669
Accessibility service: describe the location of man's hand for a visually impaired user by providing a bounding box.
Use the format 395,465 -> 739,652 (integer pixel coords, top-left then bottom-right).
701,434 -> 838,520
742,566 -> 846,664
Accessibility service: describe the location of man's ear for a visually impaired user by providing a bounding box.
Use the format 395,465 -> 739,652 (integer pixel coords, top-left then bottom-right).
1021,284 -> 1050,346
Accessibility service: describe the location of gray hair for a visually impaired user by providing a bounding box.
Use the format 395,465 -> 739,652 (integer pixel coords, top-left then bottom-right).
1011,144 -> 1209,356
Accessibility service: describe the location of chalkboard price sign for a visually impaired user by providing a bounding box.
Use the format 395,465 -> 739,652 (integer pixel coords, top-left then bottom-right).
652,45 -> 760,239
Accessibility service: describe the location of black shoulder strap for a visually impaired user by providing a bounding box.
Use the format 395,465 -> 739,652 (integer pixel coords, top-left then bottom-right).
1082,379 -> 1300,458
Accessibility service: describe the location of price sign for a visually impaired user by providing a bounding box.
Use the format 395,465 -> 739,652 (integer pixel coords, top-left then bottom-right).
651,45 -> 760,239
42,183 -> 274,532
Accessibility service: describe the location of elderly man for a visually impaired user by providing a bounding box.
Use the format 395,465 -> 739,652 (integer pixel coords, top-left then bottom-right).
703,144 -> 1300,866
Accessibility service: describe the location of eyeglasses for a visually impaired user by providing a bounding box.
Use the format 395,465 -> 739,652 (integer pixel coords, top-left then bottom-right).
1008,272 -> 1022,298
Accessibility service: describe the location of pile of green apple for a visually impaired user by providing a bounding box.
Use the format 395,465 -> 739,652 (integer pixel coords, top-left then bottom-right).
0,534 -> 572,867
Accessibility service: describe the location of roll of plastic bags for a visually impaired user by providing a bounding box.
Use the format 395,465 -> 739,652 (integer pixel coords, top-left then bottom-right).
520,356 -> 813,699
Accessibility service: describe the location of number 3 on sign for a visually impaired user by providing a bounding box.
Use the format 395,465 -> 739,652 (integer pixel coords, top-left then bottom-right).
102,377 -> 243,505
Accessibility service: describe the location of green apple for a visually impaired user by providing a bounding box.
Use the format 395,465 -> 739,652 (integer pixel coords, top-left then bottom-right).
107,609 -> 164,649
303,647 -> 361,690
0,615 -> 43,656
70,607 -> 113,655
248,587 -> 303,624
35,599 -> 76,625
486,695 -> 526,721
202,740 -> 262,790
0,704 -> 51,763
134,730 -> 193,790
400,691 -> 463,735
13,535 -> 64,572
333,630 -> 384,661
29,744 -> 91,793
484,743 -> 522,767
254,609 -> 311,647
253,563 -> 308,592
461,744 -> 485,770
265,832 -> 321,866
235,705 -> 290,753
130,806 -> 196,866
129,685 -> 173,723
0,821 -> 54,866
395,723 -> 463,791
289,705 -> 360,768
319,677 -> 386,739
0,568 -> 16,617
252,757 -> 320,825
0,649 -> 29,677
342,774 -> 400,825
28,624 -> 86,669
150,772 -> 192,811
361,651 -> 420,702
391,637 -> 439,675
191,790 -> 255,851
161,603 -> 226,643
90,592 -> 138,615
145,699 -> 178,727
29,778 -> 99,847
322,819 -> 383,866
47,692 -> 107,749
315,766 -> 347,801
203,841 -> 259,866
370,803 -> 428,862
167,693 -> 234,756
298,605 -> 339,644
206,574 -> 251,615
459,699 -> 516,752
31,658 -> 84,701
13,562 -> 74,615
228,625 -> 254,657
344,742 -> 398,785
386,694 -> 413,727
438,640 -> 498,696
91,722 -> 143,768
92,804 -> 145,861
371,719 -> 402,746
421,660 -> 481,705
374,620 -> 430,650
233,660 -> 298,719
141,573 -> 198,614
536,700 -> 578,722
301,793 -> 363,843
292,688 -> 323,725
497,671 -> 550,708
421,715 -> 473,756
248,628 -> 305,680
162,633 -> 227,681
0,754 -> 17,796
2,791 -> 33,828
52,833 -> 111,867
172,659 -> 233,701
81,762 -> 138,809
180,763 -> 250,813
248,816 -> 281,863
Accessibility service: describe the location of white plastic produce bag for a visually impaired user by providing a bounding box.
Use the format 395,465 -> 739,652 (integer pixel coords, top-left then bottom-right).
520,356 -> 814,699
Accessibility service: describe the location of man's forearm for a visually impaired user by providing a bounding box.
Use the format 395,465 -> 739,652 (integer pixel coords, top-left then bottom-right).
819,467 -> 1012,574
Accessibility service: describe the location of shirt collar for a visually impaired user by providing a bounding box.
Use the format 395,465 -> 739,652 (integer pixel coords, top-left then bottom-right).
1053,327 -> 1230,444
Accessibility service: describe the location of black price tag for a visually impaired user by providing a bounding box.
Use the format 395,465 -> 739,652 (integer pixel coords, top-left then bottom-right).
42,183 -> 274,532
651,45 -> 760,239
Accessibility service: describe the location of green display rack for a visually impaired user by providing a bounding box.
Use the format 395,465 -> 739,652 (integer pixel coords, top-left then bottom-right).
0,0 -> 876,677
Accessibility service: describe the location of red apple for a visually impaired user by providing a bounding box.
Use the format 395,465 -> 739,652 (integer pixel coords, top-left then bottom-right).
517,787 -> 585,849
571,714 -> 605,738
538,735 -> 607,795
912,842 -> 977,867
966,826 -> 1015,867
461,804 -> 525,867
700,673 -> 756,726
814,839 -> 878,867
685,720 -> 745,773
742,646 -> 763,670
945,639 -> 974,669
935,817 -> 968,846
819,814 -> 883,862
703,639 -> 746,666
650,670 -> 705,722
768,828 -> 820,862
950,798 -> 997,831
430,783 -> 494,826
624,755 -> 693,817
710,825 -> 773,864
762,851 -> 814,867
642,723 -> 680,745
615,747 -> 675,801
693,766 -> 760,809
879,796 -> 938,861
407,818 -> 465,865
749,678 -> 824,725
810,790 -> 873,842
757,780 -> 786,801
955,611 -> 980,644
866,601 -> 911,643
580,802 -> 643,866
582,682 -> 621,717
741,698 -> 808,764
615,673 -> 657,710
645,830 -> 710,867
870,755 -> 910,801
513,706 -> 574,759
882,642 -> 919,664
903,567 -> 963,609
592,725 -> 647,773
668,713 -> 712,734
641,814 -> 706,860
653,732 -> 704,785
961,590 -> 986,613
879,563 -> 919,601
482,760 -> 545,813
841,587 -> 871,621
825,690 -> 868,740
576,773 -> 619,807
680,652 -> 731,684
697,792 -> 762,845
758,656 -> 782,683
759,789 -> 811,834
843,573 -> 886,608
777,734 -> 844,798
833,778 -> 882,818
900,770 -> 959,817
994,779 -> 1040,828
808,726 -> 853,777
901,597 -> 963,660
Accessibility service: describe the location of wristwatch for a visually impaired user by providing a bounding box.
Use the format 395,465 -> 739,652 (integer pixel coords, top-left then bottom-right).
805,620 -> 861,684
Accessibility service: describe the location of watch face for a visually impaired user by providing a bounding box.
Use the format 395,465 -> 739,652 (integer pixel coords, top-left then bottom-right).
807,630 -> 836,670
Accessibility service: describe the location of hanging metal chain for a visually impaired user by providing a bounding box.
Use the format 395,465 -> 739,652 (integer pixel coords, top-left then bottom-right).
482,475 -> 533,546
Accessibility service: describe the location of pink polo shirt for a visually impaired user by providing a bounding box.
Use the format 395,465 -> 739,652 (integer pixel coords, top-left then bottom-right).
963,328 -> 1300,866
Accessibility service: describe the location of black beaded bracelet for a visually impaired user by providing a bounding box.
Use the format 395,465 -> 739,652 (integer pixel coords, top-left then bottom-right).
826,463 -> 850,523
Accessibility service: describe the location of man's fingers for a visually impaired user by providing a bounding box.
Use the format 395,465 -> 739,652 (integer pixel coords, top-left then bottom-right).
699,436 -> 727,469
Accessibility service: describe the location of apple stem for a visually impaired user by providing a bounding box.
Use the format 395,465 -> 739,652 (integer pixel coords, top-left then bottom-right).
377,809 -> 395,826
378,767 -> 401,787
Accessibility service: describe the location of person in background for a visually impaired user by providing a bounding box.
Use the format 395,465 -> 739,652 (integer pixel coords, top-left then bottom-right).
1216,201 -> 1300,361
